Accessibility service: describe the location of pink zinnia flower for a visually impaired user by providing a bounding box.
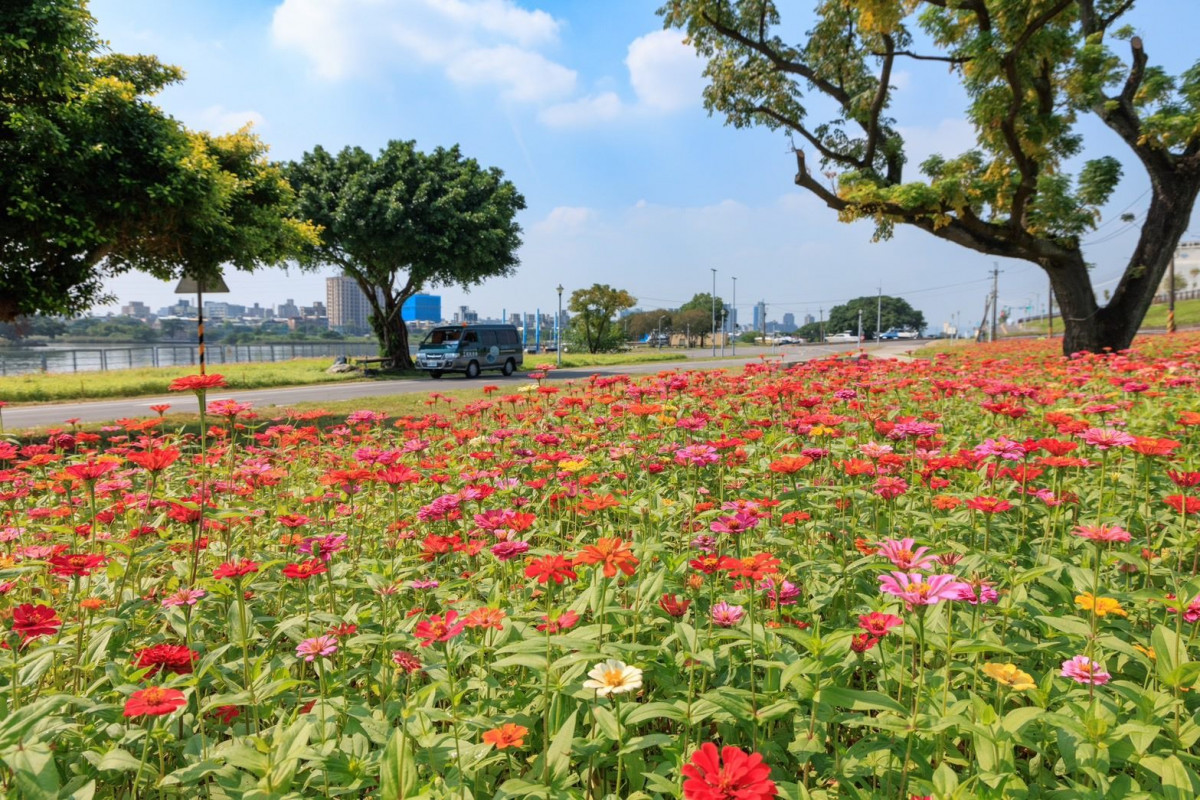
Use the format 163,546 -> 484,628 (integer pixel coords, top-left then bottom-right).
709,512 -> 760,535
711,602 -> 745,627
1080,428 -> 1136,450
1060,655 -> 1111,685
878,572 -> 969,611
1072,524 -> 1131,543
296,635 -> 338,662
161,588 -> 207,608
298,534 -> 348,562
876,538 -> 937,571
674,444 -> 720,467
490,540 -> 530,561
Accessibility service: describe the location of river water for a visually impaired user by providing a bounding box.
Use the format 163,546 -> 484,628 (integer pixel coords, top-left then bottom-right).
0,342 -> 382,376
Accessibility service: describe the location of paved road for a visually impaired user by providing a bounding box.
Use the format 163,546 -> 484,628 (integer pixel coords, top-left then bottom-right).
3,341 -> 916,430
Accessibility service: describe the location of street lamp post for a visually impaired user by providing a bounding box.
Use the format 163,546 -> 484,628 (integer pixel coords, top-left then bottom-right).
731,276 -> 737,356
658,315 -> 666,349
555,285 -> 563,367
710,268 -> 717,357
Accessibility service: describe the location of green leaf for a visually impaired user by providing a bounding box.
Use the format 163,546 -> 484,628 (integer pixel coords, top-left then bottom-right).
378,729 -> 416,800
816,686 -> 907,716
1153,624 -> 1187,686
623,702 -> 686,726
546,709 -> 577,780
260,719 -> 311,793
5,743 -> 60,799
95,748 -> 145,773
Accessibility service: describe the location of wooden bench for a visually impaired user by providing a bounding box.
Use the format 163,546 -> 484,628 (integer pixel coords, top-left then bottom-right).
349,356 -> 394,371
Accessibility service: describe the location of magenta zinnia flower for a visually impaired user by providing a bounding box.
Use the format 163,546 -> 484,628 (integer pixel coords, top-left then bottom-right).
1080,428 -> 1136,450
711,602 -> 745,627
876,538 -> 937,571
296,635 -> 338,662
878,572 -> 969,611
1060,655 -> 1111,685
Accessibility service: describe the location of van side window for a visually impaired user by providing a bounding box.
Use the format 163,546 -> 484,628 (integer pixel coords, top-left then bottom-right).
502,330 -> 518,346
463,332 -> 478,344
482,331 -> 498,347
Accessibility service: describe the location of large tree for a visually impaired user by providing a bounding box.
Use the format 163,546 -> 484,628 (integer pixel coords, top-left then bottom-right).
661,1 -> 1200,354
0,0 -> 313,320
827,295 -> 925,339
286,141 -> 525,369
568,284 -> 637,353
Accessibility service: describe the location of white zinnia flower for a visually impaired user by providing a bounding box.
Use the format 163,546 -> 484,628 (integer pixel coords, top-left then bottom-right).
582,659 -> 643,697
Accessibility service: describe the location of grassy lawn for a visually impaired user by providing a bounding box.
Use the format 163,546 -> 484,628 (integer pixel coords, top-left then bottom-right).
0,358 -> 375,404
525,350 -> 686,369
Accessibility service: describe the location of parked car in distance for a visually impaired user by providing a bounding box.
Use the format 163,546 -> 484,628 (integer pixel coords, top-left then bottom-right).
897,328 -> 920,339
878,328 -> 901,340
825,331 -> 858,343
878,327 -> 921,340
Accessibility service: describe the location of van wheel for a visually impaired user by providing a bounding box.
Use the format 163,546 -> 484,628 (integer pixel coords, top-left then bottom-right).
502,358 -> 515,376
428,370 -> 443,379
465,361 -> 480,379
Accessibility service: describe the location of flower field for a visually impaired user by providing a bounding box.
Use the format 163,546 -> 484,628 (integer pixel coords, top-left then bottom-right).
2,335 -> 1200,799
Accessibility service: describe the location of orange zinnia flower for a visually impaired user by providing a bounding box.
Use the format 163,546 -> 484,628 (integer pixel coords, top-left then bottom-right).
463,607 -> 507,630
575,537 -> 639,578
482,723 -> 528,749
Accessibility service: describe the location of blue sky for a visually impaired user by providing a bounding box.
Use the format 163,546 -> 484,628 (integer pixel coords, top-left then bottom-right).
91,0 -> 1200,333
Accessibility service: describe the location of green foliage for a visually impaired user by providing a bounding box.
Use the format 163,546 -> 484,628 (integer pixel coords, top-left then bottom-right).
827,295 -> 924,339
0,0 -> 315,321
286,141 -> 525,368
566,284 -> 637,353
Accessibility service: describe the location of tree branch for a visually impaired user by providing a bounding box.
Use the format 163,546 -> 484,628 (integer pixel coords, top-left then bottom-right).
698,9 -> 851,105
872,49 -> 971,64
863,35 -> 896,172
751,104 -> 864,170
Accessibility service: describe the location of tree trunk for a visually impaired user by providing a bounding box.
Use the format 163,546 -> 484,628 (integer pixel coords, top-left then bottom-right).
369,295 -> 414,370
1048,172 -> 1200,355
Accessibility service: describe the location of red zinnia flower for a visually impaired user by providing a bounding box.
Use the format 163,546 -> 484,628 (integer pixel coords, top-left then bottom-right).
48,553 -> 108,578
536,610 -> 580,633
62,460 -> 120,483
10,603 -> 62,643
126,448 -> 182,472
965,496 -> 1012,514
134,644 -> 198,676
169,374 -> 227,392
524,554 -> 578,584
123,686 -> 187,717
282,559 -> 327,580
858,612 -> 904,637
1166,495 -> 1200,515
413,610 -> 466,647
213,559 -> 260,580
682,742 -> 777,800
659,594 -> 692,617
720,553 -> 781,582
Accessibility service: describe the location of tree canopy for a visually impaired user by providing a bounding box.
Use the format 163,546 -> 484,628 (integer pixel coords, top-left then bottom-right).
826,295 -> 925,339
286,141 -> 525,369
567,284 -> 637,353
661,0 -> 1200,354
0,0 -> 314,320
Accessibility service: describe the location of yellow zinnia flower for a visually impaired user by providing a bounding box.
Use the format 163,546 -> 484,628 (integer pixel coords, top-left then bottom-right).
1075,592 -> 1127,617
982,662 -> 1037,691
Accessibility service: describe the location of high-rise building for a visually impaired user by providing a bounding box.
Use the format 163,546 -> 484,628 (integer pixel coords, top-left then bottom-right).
753,301 -> 767,332
277,299 -> 300,319
804,313 -> 815,326
782,312 -> 795,330
326,276 -> 379,334
402,294 -> 441,322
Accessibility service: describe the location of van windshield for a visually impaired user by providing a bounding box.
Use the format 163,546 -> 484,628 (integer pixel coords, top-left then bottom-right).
421,328 -> 464,349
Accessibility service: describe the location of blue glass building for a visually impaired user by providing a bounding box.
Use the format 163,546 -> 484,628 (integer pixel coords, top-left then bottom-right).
402,294 -> 441,322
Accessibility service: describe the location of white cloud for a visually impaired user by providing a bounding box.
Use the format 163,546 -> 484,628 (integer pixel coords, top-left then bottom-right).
533,206 -> 596,234
625,30 -> 704,112
446,45 -> 576,102
537,92 -> 621,128
193,105 -> 266,134
271,0 -> 571,102
539,29 -> 704,128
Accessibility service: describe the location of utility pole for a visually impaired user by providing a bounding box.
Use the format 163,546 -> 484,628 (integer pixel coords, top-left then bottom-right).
1047,277 -> 1054,338
857,308 -> 863,350
876,286 -> 882,341
819,307 -> 824,343
731,276 -> 737,356
710,268 -> 717,357
1166,255 -> 1176,333
990,264 -> 1001,343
